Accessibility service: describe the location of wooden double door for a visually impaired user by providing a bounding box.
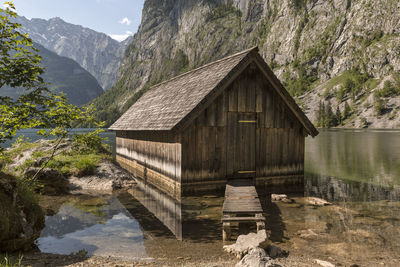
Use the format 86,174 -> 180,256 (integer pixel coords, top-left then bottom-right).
227,112 -> 257,178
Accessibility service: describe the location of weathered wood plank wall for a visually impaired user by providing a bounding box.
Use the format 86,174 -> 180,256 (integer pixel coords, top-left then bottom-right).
180,64 -> 305,184
116,131 -> 181,197
116,63 -> 306,195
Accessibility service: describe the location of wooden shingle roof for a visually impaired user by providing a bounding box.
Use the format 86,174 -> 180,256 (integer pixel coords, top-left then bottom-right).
109,47 -> 318,137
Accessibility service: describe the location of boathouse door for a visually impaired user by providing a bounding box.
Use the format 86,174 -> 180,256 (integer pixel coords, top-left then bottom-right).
227,112 -> 256,179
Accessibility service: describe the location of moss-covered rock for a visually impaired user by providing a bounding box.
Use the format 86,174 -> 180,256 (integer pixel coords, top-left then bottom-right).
24,167 -> 69,196
0,172 -> 45,252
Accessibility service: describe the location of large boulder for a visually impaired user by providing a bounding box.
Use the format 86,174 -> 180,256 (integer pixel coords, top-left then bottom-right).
24,167 -> 69,195
236,247 -> 280,267
224,230 -> 269,259
0,172 -> 45,252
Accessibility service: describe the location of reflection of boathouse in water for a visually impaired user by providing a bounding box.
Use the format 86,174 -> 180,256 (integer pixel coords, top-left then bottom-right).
120,179 -> 224,241
110,47 -> 318,200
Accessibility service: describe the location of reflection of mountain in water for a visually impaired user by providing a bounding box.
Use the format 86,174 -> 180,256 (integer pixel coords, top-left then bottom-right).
305,130 -> 400,187
37,196 -> 147,258
305,173 -> 400,202
40,196 -> 133,238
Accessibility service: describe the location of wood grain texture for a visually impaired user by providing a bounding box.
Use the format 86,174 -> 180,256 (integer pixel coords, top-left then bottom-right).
116,55 -> 310,195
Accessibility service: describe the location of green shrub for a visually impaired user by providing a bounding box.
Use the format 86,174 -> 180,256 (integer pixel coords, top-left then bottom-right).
73,156 -> 98,176
72,128 -> 105,153
289,0 -> 308,10
375,80 -> 399,97
283,60 -> 318,97
374,95 -> 385,116
335,69 -> 370,102
360,117 -> 368,128
294,12 -> 308,52
205,4 -> 242,22
0,254 -> 23,267
47,153 -> 104,176
336,85 -> 347,102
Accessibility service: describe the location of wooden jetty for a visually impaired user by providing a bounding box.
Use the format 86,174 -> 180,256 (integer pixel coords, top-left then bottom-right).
222,179 -> 265,241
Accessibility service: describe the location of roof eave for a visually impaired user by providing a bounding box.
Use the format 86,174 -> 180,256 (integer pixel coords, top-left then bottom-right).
252,54 -> 319,137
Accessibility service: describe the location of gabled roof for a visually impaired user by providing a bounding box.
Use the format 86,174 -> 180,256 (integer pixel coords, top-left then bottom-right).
109,47 -> 318,137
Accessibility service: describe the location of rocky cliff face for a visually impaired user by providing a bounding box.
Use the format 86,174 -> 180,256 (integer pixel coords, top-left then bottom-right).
93,0 -> 400,128
16,16 -> 131,91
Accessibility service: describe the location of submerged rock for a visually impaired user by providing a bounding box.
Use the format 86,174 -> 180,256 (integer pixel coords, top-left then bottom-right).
236,247 -> 279,267
271,194 -> 294,203
0,172 -> 45,252
305,197 -> 332,206
297,229 -> 320,239
314,259 -> 335,267
224,230 -> 269,259
266,245 -> 287,259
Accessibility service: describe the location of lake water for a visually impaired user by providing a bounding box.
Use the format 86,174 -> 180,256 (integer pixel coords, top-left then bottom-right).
10,129 -> 400,265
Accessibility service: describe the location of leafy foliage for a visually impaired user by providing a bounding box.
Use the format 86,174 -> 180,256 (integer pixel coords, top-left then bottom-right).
0,3 -> 50,146
36,93 -> 104,139
0,3 -> 104,153
1,3 -> 105,184
0,3 -> 44,89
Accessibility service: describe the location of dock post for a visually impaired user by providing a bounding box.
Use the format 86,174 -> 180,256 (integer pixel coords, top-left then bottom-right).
256,213 -> 265,231
222,217 -> 231,241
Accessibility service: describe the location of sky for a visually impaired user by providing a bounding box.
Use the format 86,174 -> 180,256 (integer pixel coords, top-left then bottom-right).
6,0 -> 145,42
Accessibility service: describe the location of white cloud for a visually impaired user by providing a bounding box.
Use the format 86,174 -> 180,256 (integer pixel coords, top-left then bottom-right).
119,17 -> 131,26
109,31 -> 133,42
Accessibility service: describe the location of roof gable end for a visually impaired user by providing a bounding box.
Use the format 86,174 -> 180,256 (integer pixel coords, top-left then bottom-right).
109,47 -> 318,137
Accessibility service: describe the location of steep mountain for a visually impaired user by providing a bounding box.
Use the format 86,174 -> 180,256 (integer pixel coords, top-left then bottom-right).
0,43 -> 104,106
16,16 -> 131,91
92,0 -> 400,128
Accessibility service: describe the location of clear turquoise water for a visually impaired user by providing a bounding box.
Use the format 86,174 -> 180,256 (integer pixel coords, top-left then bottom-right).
7,129 -> 400,263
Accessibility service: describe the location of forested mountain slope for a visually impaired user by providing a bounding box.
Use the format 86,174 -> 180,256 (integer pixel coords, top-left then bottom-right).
0,43 -> 104,106
16,16 -> 131,91
92,0 -> 400,128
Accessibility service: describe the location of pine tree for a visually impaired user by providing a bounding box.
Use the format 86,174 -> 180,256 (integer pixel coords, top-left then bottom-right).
321,102 -> 326,127
316,101 -> 322,127
335,106 -> 342,126
343,101 -> 351,121
326,101 -> 335,127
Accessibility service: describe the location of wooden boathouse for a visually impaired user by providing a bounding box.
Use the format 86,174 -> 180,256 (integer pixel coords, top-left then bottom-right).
110,47 -> 318,200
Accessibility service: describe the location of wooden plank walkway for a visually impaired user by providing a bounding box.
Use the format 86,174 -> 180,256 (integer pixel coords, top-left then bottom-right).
222,179 -> 265,241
